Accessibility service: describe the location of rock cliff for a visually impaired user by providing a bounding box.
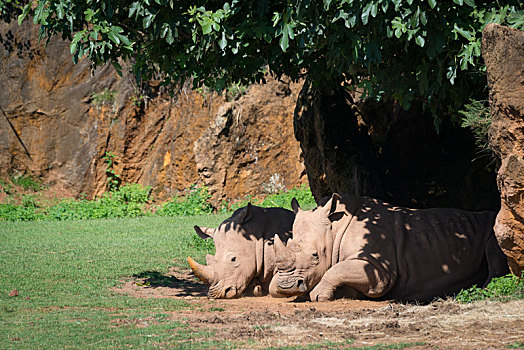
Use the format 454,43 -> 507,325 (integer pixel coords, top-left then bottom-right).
483,23 -> 524,275
0,19 -> 305,202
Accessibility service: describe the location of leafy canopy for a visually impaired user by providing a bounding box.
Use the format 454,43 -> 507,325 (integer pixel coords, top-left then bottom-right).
19,0 -> 524,116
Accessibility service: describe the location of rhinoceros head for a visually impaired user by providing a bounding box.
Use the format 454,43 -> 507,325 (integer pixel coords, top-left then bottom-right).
274,195 -> 341,296
188,204 -> 263,299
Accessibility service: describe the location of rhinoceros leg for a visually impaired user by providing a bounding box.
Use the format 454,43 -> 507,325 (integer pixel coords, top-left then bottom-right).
310,259 -> 392,301
484,234 -> 510,287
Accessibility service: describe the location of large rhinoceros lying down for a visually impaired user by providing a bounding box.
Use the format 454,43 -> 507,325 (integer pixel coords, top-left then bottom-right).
274,193 -> 509,302
188,203 -> 294,298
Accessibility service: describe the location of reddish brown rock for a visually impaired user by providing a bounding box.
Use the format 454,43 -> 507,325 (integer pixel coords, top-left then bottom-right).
0,19 -> 305,203
483,23 -> 524,275
194,80 -> 306,202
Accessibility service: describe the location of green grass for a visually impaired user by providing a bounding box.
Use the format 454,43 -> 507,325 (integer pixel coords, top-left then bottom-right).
508,341 -> 524,349
0,215 -> 231,348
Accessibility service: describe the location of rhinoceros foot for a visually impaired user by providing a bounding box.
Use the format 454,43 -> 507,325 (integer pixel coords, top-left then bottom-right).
310,283 -> 335,302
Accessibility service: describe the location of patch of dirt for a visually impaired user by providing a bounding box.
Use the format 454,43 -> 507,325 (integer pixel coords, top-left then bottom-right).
113,268 -> 524,348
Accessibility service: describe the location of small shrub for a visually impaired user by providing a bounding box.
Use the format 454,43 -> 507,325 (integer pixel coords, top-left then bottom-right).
45,192 -> 151,221
10,174 -> 42,192
157,185 -> 213,216
460,99 -> 491,152
261,183 -> 316,210
0,183 -> 318,221
225,82 -> 247,102
103,152 -> 121,191
111,183 -> 152,204
219,194 -> 255,213
91,88 -> 116,110
455,274 -> 524,303
0,196 -> 45,221
219,184 -> 317,213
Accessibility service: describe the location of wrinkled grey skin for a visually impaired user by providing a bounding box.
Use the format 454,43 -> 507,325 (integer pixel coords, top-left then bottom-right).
188,203 -> 294,299
274,194 -> 509,302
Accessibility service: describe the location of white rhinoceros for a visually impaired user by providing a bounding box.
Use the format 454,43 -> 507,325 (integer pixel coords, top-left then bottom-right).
188,203 -> 294,298
274,193 -> 509,302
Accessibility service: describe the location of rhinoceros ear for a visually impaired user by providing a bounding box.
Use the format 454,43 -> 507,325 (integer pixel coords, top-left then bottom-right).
236,203 -> 253,224
322,193 -> 343,221
291,198 -> 301,215
194,225 -> 215,239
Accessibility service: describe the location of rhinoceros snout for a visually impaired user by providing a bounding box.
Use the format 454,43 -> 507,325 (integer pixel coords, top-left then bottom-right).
207,283 -> 239,299
296,279 -> 308,293
276,272 -> 308,295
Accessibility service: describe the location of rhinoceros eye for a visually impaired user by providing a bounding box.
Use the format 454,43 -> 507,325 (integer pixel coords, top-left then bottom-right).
231,256 -> 237,262
312,252 -> 319,259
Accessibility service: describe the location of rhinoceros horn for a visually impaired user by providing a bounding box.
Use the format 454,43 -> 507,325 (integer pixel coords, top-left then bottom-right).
274,234 -> 294,268
188,256 -> 214,285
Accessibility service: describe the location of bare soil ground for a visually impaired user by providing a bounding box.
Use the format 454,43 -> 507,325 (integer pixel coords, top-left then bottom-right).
113,267 -> 524,349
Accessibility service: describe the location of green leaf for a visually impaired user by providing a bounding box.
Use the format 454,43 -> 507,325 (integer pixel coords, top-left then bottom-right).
108,31 -> 120,45
371,2 -> 378,18
272,12 -> 281,27
420,11 -> 427,26
143,14 -> 154,29
464,0 -> 475,7
287,24 -> 295,39
361,2 -> 372,25
428,0 -> 437,9
218,32 -> 227,50
70,42 -> 78,55
454,24 -> 473,40
129,2 -> 141,18
160,23 -> 170,38
201,21 -> 212,34
18,4 -> 31,25
415,35 -> 425,47
56,3 -> 65,20
112,61 -> 123,77
279,29 -> 289,52
112,26 -> 124,34
381,2 -> 389,13
116,33 -> 131,46
453,0 -> 464,5
166,28 -> 174,44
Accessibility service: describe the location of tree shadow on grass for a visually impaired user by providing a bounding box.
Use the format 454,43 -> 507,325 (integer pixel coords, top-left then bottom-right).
133,270 -> 207,297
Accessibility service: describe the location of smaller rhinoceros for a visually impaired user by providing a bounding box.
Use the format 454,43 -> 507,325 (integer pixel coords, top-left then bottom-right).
274,193 -> 509,302
187,203 -> 294,298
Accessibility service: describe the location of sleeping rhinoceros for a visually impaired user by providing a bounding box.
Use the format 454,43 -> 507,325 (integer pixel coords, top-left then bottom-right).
187,203 -> 294,298
274,193 -> 509,302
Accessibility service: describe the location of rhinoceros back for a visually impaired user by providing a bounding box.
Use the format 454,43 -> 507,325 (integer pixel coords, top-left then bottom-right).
388,206 -> 495,301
